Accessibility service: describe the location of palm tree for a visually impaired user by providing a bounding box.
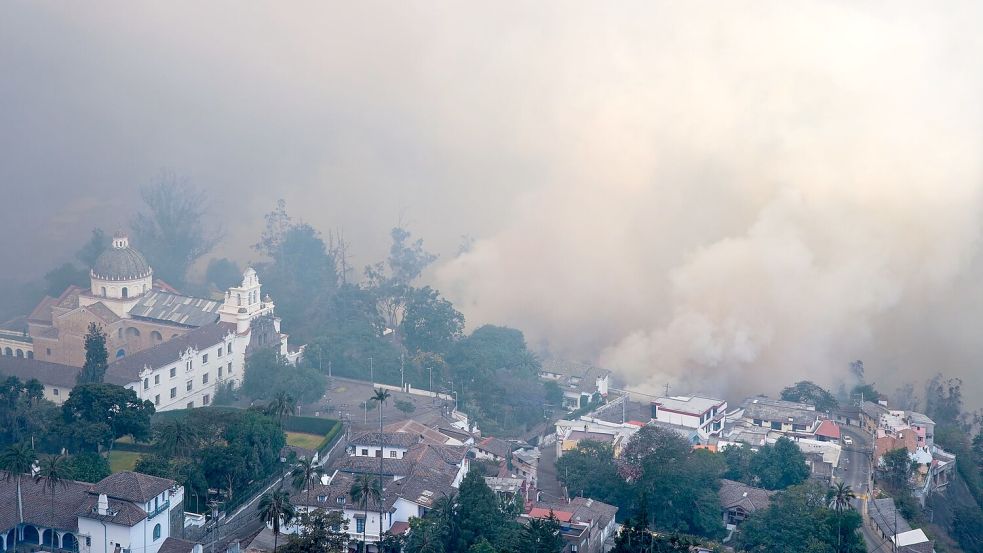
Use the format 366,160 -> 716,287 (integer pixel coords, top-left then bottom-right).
1,442 -> 37,542
268,391 -> 297,426
35,454 -> 70,552
257,487 -> 296,553
290,457 -> 325,519
350,474 -> 381,553
371,388 -> 391,542
154,420 -> 200,458
827,482 -> 856,553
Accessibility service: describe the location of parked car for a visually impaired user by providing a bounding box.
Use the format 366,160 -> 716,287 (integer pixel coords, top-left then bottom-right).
843,436 -> 853,446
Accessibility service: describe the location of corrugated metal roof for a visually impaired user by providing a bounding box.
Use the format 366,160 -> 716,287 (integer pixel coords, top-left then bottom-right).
128,290 -> 221,327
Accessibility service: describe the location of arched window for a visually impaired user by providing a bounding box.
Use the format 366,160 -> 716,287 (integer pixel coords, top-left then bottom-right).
101,286 -> 107,297
153,524 -> 161,541
15,350 -> 23,358
121,287 -> 128,299
151,331 -> 162,343
2,347 -> 9,356
126,327 -> 141,338
116,349 -> 125,358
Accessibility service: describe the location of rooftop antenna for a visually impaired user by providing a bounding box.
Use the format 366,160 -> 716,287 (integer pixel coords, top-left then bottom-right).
664,382 -> 671,396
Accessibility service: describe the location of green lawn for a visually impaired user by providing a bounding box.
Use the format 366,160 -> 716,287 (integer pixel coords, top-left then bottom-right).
286,432 -> 324,450
108,451 -> 143,473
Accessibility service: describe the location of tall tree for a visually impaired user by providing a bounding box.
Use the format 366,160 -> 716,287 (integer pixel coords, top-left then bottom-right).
350,474 -> 382,552
77,323 -> 108,384
130,172 -> 222,287
401,287 -> 465,355
290,457 -> 325,517
372,388 -> 391,541
76,228 -> 110,268
35,454 -> 70,552
258,487 -> 296,553
267,391 -> 297,426
0,443 -> 37,536
364,226 -> 437,336
455,470 -> 511,550
826,483 -> 855,553
66,452 -> 111,483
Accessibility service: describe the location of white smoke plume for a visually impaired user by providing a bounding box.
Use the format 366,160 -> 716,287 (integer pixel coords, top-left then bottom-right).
436,1 -> 983,404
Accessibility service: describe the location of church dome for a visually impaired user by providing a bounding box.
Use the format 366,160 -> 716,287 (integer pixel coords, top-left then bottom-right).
91,232 -> 152,281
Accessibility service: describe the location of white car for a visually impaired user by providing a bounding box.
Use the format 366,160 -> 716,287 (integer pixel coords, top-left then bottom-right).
843,436 -> 853,446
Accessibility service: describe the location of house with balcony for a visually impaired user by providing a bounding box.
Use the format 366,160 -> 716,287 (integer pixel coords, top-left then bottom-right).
539,360 -> 611,410
0,471 -> 185,553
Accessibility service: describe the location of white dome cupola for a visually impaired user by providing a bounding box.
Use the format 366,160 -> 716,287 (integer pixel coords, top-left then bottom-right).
90,230 -> 154,301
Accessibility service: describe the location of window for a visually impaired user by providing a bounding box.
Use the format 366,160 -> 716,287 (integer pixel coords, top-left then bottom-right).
86,538 -> 91,547
116,349 -> 125,358
170,387 -> 177,399
143,378 -> 149,390
187,401 -> 194,409
53,389 -> 59,396
170,367 -> 176,378
155,375 -> 160,385
203,394 -> 210,405
203,373 -> 209,384
355,517 -> 365,533
217,347 -> 223,358
228,362 -> 233,374
46,348 -> 51,356
228,342 -> 233,354
202,353 -> 209,364
151,331 -> 162,343
155,395 -> 160,406
122,287 -> 128,299
336,496 -> 345,505
218,366 -> 223,378
186,381 -> 193,392
361,449 -> 369,456
101,287 -> 107,297
389,450 -> 397,458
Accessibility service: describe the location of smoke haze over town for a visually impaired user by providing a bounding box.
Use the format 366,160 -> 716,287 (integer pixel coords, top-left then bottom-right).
3,1 -> 983,407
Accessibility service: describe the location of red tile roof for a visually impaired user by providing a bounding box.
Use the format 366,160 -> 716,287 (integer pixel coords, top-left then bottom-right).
815,420 -> 841,440
527,507 -> 573,522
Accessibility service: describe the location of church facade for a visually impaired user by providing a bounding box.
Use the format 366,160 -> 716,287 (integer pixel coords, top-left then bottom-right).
1,231 -> 295,408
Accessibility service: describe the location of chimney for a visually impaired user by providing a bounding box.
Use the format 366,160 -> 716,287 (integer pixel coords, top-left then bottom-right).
97,493 -> 109,515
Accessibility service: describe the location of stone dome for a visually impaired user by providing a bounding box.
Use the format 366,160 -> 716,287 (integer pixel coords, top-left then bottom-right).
91,233 -> 152,280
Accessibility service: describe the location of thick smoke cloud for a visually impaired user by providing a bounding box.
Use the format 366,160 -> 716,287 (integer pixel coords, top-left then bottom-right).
434,2 -> 983,404
2,2 -> 983,406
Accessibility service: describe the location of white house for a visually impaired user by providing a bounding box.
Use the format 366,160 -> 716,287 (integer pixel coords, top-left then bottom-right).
0,470 -> 184,553
651,395 -> 727,439
347,432 -> 421,460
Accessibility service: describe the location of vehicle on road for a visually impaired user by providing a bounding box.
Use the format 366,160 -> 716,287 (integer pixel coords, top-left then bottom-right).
843,436 -> 853,445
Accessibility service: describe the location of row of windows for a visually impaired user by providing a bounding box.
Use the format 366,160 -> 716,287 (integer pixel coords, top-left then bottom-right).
157,390 -> 212,407
147,361 -> 234,389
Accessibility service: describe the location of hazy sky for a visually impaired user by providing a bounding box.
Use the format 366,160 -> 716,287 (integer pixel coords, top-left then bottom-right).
3,1 -> 983,407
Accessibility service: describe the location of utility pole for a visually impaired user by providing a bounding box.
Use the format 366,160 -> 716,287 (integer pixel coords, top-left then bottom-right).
664,382 -> 670,396
369,357 -> 373,384
400,353 -> 405,390
427,367 -> 434,404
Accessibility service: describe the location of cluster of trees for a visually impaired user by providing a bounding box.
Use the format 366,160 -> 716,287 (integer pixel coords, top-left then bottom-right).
242,349 -> 327,405
736,481 -> 864,553
404,471 -> 562,553
135,407 -> 286,512
722,437 -> 810,490
921,374 -> 983,551
251,201 -> 548,436
557,426 -> 726,538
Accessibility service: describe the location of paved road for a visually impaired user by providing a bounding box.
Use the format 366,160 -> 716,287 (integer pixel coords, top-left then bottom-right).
536,441 -> 567,502
837,427 -> 872,494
